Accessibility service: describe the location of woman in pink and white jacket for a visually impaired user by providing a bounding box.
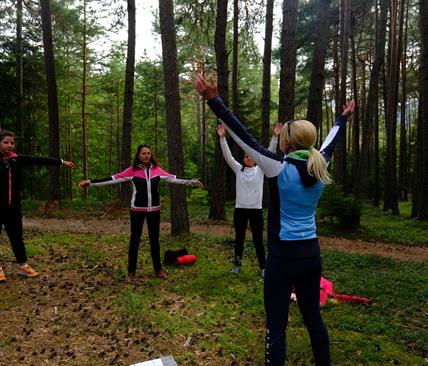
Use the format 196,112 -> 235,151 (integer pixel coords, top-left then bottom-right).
79,144 -> 203,282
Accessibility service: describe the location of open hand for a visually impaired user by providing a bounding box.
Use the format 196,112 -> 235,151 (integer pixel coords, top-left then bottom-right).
216,123 -> 226,138
195,74 -> 218,101
273,123 -> 283,137
194,179 -> 204,189
63,160 -> 76,169
342,100 -> 356,118
79,180 -> 90,189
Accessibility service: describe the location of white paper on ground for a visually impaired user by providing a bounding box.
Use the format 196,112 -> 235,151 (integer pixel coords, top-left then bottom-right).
131,355 -> 177,366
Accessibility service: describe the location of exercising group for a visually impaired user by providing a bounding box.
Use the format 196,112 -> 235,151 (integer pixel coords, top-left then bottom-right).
0,72 -> 355,366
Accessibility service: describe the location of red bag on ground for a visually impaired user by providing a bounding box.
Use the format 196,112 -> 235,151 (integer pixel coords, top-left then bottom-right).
292,276 -> 373,307
175,254 -> 197,265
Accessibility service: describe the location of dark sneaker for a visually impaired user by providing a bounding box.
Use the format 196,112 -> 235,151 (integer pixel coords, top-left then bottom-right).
154,270 -> 168,279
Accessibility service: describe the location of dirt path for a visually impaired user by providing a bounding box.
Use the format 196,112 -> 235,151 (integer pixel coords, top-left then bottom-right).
23,217 -> 428,262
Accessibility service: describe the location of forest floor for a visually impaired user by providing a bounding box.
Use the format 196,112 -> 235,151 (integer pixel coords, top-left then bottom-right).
0,217 -> 426,365
23,217 -> 428,262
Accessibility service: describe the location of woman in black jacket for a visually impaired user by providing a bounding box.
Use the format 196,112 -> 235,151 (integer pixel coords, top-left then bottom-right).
0,130 -> 75,282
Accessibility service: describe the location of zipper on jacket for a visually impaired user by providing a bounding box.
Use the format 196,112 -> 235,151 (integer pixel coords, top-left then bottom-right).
146,165 -> 152,211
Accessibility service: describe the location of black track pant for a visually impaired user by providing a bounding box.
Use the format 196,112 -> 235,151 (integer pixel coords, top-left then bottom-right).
129,210 -> 161,275
0,207 -> 27,263
233,208 -> 265,269
264,253 -> 330,365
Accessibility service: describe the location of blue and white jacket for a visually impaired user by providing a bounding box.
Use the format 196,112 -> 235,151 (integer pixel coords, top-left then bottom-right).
208,96 -> 348,257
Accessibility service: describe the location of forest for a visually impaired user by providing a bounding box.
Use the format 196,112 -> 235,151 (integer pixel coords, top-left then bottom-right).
0,0 -> 427,225
0,0 -> 427,365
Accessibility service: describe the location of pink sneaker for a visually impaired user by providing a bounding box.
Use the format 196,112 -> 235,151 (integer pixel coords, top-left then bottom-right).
154,269 -> 167,279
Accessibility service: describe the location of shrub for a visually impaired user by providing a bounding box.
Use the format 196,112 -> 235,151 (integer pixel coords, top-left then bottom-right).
318,184 -> 361,227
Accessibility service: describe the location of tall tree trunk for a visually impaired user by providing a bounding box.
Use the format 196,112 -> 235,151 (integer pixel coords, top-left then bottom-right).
16,0 -> 24,142
373,92 -> 380,206
383,0 -> 400,214
411,0 -> 428,219
261,0 -> 274,146
40,0 -> 61,201
306,0 -> 331,131
159,0 -> 190,234
278,0 -> 298,122
333,0 -> 350,187
229,0 -> 239,200
350,12 -> 360,195
398,0 -> 409,201
261,0 -> 274,208
357,0 -> 388,198
209,0 -> 228,220
81,0 -> 89,199
120,0 -> 136,202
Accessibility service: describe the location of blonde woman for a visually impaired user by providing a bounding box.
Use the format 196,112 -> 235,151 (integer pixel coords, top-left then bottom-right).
196,74 -> 355,366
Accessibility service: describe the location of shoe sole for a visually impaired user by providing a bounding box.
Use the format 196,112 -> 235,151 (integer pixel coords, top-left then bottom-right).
17,273 -> 39,278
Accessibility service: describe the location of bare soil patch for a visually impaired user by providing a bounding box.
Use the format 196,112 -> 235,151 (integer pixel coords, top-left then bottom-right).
23,217 -> 428,262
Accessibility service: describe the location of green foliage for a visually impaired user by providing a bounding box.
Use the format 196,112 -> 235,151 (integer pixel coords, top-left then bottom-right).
318,184 -> 361,227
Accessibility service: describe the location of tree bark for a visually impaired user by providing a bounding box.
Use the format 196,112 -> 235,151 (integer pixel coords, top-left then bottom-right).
159,0 -> 190,234
209,0 -> 228,220
333,0 -> 351,187
357,0 -> 388,198
278,0 -> 298,122
398,0 -> 409,201
16,0 -> 24,142
411,0 -> 428,219
81,0 -> 89,199
306,0 -> 331,131
120,0 -> 136,202
383,0 -> 400,214
40,0 -> 61,201
261,0 -> 274,145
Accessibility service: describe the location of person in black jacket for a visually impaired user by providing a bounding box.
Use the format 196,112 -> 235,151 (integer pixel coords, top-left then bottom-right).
0,130 -> 75,282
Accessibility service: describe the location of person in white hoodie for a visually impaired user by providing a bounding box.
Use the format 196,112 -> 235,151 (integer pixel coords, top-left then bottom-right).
217,122 -> 282,277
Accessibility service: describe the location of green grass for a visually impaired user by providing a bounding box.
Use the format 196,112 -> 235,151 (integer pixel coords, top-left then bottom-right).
318,201 -> 428,245
1,229 -> 427,365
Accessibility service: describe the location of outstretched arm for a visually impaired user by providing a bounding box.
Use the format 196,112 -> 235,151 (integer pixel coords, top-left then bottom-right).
18,155 -> 76,169
79,167 -> 134,189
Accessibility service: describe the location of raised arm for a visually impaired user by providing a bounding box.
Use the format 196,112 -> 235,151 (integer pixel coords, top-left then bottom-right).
267,123 -> 282,152
217,123 -> 241,173
320,100 -> 355,163
195,74 -> 283,178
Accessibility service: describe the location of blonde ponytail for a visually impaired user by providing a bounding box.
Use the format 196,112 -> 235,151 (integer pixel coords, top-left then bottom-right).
307,148 -> 332,184
280,119 -> 332,184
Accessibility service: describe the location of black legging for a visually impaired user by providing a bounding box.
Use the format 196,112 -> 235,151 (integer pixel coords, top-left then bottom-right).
264,253 -> 330,366
233,208 -> 266,269
0,207 -> 27,263
129,210 -> 161,275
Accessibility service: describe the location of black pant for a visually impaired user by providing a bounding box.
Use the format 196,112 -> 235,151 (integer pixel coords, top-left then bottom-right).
129,210 -> 161,275
264,253 -> 330,365
0,207 -> 27,263
233,208 -> 266,269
